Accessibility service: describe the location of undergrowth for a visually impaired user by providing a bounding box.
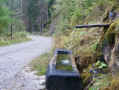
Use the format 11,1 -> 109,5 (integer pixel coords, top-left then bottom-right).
0,32 -> 31,47
29,52 -> 52,75
29,0 -> 119,89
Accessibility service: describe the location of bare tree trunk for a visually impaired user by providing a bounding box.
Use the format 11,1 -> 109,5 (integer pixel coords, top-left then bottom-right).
10,24 -> 13,39
11,0 -> 13,39
20,0 -> 23,19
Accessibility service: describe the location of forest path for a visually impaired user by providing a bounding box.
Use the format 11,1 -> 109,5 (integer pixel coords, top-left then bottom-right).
0,36 -> 53,90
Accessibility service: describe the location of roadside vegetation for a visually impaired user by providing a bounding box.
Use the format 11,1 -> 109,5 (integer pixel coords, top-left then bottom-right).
51,0 -> 119,89
0,0 -> 31,47
0,32 -> 31,47
29,52 -> 53,75
31,0 -> 119,90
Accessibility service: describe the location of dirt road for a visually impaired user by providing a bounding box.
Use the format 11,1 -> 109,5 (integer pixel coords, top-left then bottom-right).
0,36 -> 53,90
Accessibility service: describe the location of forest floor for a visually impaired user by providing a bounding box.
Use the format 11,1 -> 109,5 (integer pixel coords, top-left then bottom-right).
0,36 -> 53,90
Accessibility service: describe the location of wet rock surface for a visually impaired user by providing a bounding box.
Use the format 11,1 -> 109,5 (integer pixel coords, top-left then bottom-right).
0,36 -> 52,90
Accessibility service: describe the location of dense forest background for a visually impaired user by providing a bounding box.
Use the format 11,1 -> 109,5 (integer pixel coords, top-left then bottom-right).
0,0 -> 55,37
0,0 -> 118,36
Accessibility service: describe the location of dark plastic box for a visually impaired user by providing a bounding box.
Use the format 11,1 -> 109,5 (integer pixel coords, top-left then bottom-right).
46,49 -> 83,90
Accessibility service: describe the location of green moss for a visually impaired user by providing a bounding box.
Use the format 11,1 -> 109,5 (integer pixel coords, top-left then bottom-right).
82,71 -> 92,86
81,64 -> 92,86
90,74 -> 111,90
96,27 -> 108,61
105,21 -> 117,46
102,10 -> 109,23
96,20 -> 119,61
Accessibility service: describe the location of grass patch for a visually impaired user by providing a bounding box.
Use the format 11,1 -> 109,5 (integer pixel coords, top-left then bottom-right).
0,31 -> 32,47
89,74 -> 111,90
29,52 -> 52,75
0,37 -> 31,47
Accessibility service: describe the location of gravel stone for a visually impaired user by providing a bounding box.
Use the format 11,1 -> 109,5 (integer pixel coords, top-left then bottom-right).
0,36 -> 53,90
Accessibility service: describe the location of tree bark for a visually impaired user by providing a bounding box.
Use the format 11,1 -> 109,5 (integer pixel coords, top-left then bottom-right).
20,0 -> 23,20
10,0 -> 13,39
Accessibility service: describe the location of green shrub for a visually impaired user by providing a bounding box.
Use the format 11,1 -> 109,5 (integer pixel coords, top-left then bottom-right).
13,31 -> 28,38
0,1 -> 11,33
13,19 -> 26,32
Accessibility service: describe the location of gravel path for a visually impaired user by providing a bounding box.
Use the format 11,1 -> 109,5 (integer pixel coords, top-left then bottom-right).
0,36 -> 53,90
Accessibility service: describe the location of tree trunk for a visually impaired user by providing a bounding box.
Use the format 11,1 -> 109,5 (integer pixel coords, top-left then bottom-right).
20,0 -> 23,19
10,0 -> 13,39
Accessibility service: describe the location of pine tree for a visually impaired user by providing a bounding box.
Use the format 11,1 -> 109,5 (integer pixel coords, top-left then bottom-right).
0,0 -> 11,33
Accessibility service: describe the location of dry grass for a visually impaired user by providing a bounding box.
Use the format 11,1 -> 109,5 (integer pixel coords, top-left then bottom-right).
53,27 -> 101,56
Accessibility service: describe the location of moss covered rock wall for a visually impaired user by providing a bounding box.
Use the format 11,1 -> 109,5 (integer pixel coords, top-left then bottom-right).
97,19 -> 119,74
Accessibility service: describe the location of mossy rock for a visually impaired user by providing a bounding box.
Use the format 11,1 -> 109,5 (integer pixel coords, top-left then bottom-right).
96,20 -> 119,61
82,71 -> 92,87
102,10 -> 109,23
81,64 -> 92,87
104,21 -> 117,46
110,79 -> 119,90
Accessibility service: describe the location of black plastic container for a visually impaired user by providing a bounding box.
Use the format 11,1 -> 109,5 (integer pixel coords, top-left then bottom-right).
46,49 -> 83,90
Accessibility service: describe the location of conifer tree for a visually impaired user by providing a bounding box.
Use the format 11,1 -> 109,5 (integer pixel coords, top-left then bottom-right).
0,0 -> 11,33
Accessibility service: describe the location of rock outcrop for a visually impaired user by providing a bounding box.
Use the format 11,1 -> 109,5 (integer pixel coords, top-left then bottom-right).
97,19 -> 119,74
